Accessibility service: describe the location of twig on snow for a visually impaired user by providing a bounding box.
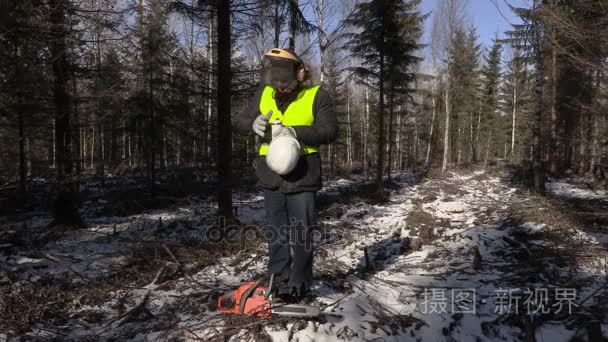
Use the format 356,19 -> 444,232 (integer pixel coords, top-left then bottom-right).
111,262 -> 168,326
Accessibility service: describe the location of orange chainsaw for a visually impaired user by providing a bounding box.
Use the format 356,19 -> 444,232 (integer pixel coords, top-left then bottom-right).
215,275 -> 321,318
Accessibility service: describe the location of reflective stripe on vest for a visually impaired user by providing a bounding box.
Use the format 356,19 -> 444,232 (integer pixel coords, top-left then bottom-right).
258,85 -> 320,156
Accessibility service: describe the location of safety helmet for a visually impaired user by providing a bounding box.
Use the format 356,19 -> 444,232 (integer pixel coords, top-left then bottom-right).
262,48 -> 307,88
266,135 -> 301,175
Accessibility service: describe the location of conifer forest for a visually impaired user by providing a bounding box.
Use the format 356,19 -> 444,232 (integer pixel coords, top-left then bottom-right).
1,0 -> 608,341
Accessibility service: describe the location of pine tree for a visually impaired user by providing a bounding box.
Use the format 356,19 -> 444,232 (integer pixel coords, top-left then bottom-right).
344,0 -> 425,195
385,0 -> 426,178
506,0 -> 546,192
98,49 -> 126,169
138,0 -> 176,193
464,27 -> 482,163
0,0 -> 48,199
446,27 -> 480,165
322,46 -> 346,176
480,38 -> 503,167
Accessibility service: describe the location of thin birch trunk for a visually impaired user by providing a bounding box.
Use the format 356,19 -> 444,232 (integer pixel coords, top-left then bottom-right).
442,86 -> 450,173
207,17 -> 214,164
396,106 -> 401,170
52,118 -> 56,168
424,84 -> 436,169
511,78 -> 517,161
363,87 -> 369,176
346,84 -> 352,168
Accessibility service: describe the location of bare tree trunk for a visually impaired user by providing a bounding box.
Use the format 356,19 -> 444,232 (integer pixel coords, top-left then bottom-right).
90,127 -> 94,169
346,83 -> 352,168
127,125 -> 132,167
101,127 -> 105,164
469,111 -> 475,162
14,43 -> 26,196
329,144 -> 334,175
363,87 -> 369,176
147,75 -> 157,193
577,113 -> 586,176
137,121 -> 143,168
95,31 -> 104,178
590,71 -> 600,174
413,110 -> 418,170
96,122 -> 103,176
601,100 -> 608,187
425,84 -> 436,169
49,0 -> 82,227
274,0 -> 281,47
81,126 -> 85,170
193,139 -> 197,167
386,85 -> 395,181
18,101 -> 26,195
457,126 -> 462,165
375,50 -> 386,194
110,120 -> 117,167
26,137 -> 32,177
189,0 -> 198,167
205,14 -> 214,167
216,0 -> 234,221
176,134 -> 182,167
160,125 -> 166,169
122,120 -> 127,162
396,106 -> 402,170
511,77 -> 517,161
316,0 -> 325,84
71,64 -> 81,179
583,71 -> 596,176
549,38 -> 558,174
442,86 -> 450,173
476,96 -> 481,160
578,87 -> 591,176
51,118 -> 56,168
288,0 -> 298,50
532,29 -> 545,193
484,136 -> 491,169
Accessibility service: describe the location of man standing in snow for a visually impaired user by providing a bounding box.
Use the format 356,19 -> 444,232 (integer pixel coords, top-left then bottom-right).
234,48 -> 337,302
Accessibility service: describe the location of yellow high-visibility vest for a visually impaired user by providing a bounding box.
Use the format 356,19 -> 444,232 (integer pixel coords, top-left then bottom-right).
258,85 -> 320,156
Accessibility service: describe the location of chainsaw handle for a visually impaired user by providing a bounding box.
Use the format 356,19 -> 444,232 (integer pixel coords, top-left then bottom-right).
239,278 -> 265,314
264,273 -> 274,299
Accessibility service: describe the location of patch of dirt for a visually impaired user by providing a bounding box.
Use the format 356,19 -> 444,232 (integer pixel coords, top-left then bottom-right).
406,206 -> 440,244
509,195 -> 584,234
437,181 -> 467,197
471,172 -> 492,182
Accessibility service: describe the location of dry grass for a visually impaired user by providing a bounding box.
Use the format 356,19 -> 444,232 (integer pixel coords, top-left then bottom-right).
0,286 -> 68,335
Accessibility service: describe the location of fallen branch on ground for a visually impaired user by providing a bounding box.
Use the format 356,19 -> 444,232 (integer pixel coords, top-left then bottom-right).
107,262 -> 168,326
162,243 -> 208,287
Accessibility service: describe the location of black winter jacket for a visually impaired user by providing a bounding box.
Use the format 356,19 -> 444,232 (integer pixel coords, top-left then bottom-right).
234,83 -> 337,193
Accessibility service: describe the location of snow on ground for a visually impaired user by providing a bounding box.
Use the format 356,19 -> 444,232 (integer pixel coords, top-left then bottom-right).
1,169 -> 608,341
546,175 -> 608,201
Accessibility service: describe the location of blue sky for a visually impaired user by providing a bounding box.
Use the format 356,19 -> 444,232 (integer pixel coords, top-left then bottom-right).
419,0 -> 528,51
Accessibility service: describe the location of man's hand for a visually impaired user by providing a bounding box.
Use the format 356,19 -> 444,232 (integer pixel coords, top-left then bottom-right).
272,124 -> 297,139
252,110 -> 272,138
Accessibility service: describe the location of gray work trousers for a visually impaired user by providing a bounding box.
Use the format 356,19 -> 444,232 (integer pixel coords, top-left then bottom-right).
263,190 -> 316,296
